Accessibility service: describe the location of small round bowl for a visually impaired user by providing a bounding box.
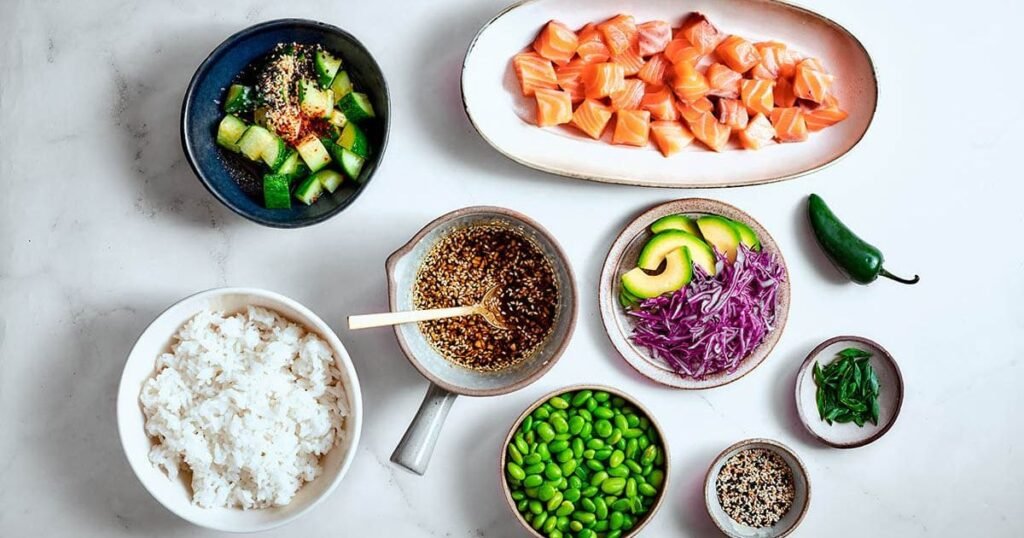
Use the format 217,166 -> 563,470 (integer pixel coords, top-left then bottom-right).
795,336 -> 904,448
599,198 -> 791,389
182,19 -> 390,228
499,384 -> 671,537
704,438 -> 810,538
116,288 -> 363,532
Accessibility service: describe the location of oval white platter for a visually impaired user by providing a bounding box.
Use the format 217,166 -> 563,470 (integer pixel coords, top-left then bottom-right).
462,0 -> 877,188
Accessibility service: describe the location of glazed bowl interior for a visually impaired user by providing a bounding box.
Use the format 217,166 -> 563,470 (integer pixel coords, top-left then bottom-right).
182,19 -> 390,228
500,385 -> 671,537
387,208 -> 576,396
599,199 -> 790,389
704,439 -> 810,538
116,288 -> 363,532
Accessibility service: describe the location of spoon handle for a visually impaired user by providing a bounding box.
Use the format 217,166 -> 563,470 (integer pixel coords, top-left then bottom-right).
348,305 -> 479,330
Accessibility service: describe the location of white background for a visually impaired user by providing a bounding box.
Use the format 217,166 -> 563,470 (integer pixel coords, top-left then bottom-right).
1,0 -> 1022,536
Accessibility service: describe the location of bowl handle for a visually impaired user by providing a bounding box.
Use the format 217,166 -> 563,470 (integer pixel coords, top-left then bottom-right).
391,383 -> 458,475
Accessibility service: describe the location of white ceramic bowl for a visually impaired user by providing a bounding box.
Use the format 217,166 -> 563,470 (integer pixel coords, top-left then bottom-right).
116,288 -> 363,533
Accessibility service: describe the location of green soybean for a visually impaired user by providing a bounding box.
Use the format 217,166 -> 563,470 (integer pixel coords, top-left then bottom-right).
546,491 -> 564,511
507,462 -> 526,481
595,420 -> 613,438
568,416 -> 585,435
607,465 -> 628,478
524,475 -> 543,488
563,488 -> 580,502
601,477 -> 626,495
625,477 -> 637,498
571,390 -> 592,407
594,497 -> 609,519
537,422 -> 555,442
550,415 -> 569,434
556,500 -> 575,517
550,396 -> 570,409
545,463 -> 562,480
594,407 -> 614,420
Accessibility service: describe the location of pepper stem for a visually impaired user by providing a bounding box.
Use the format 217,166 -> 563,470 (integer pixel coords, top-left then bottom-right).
879,268 -> 920,285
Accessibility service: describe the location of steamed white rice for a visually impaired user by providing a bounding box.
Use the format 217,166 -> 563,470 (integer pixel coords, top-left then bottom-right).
139,306 -> 347,509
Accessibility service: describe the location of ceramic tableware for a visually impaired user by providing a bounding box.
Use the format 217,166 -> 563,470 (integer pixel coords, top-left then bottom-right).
499,384 -> 671,537
795,335 -> 904,448
599,198 -> 790,389
182,19 -> 390,227
116,287 -> 363,532
704,438 -> 810,538
462,0 -> 876,187
387,206 -> 577,475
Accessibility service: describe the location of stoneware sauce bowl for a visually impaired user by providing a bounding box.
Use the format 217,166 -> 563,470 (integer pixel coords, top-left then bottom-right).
116,287 -> 363,532
599,198 -> 790,389
387,206 -> 577,475
182,19 -> 390,228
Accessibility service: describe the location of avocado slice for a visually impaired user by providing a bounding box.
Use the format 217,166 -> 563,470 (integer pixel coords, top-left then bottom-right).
650,214 -> 701,236
730,219 -> 761,251
637,230 -> 717,276
621,248 -> 692,299
697,216 -> 741,263
618,289 -> 640,309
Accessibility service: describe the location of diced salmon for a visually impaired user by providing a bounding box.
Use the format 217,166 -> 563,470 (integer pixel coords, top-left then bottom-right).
679,13 -> 724,54
534,88 -> 573,127
664,38 -> 702,66
612,109 -> 651,146
598,14 -> 638,56
533,21 -> 579,66
637,20 -> 672,57
804,100 -> 848,131
571,98 -> 614,139
770,107 -> 808,142
637,53 -> 669,85
671,61 -> 709,103
715,35 -> 761,74
513,52 -> 559,96
612,45 -> 645,77
609,79 -> 646,111
555,60 -> 587,102
641,84 -> 678,120
737,112 -> 776,150
576,23 -> 611,63
582,62 -> 625,99
793,58 -> 834,103
675,96 -> 713,123
773,76 -> 797,107
717,98 -> 749,130
706,63 -> 742,98
650,120 -> 694,156
687,112 -> 731,152
741,79 -> 774,116
750,41 -> 786,80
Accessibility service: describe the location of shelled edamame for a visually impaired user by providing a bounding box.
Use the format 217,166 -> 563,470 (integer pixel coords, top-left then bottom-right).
504,389 -> 666,538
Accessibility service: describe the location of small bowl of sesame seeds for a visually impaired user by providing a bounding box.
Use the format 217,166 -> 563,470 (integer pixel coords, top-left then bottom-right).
703,438 -> 810,538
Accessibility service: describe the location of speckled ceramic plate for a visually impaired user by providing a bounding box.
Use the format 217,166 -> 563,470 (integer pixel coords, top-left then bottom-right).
704,438 -> 810,538
462,0 -> 877,187
598,199 -> 790,389
795,336 -> 904,448
499,385 -> 671,537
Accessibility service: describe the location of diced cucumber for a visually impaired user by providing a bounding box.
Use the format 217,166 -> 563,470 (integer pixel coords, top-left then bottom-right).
330,71 -> 353,101
263,174 -> 292,209
295,135 -> 332,172
260,136 -> 288,170
294,174 -> 324,205
299,80 -> 333,118
337,92 -> 375,123
339,122 -> 369,158
339,147 -> 365,179
236,125 -> 276,162
312,169 -> 344,193
275,150 -> 308,181
253,106 -> 269,127
315,49 -> 343,88
329,108 -> 348,129
223,84 -> 253,114
216,115 -> 248,152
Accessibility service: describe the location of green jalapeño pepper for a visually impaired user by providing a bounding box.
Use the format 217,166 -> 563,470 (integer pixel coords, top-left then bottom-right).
808,194 -> 919,285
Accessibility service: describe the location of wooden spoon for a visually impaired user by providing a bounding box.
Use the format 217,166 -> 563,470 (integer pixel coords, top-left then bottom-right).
348,285 -> 508,330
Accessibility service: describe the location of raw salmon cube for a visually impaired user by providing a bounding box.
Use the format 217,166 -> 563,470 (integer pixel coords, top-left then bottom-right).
650,120 -> 694,156
582,62 -> 625,99
770,107 -> 808,142
715,35 -> 761,73
533,21 -> 579,66
513,52 -> 558,96
717,98 -> 749,130
612,109 -> 651,146
598,14 -> 638,56
741,79 -> 774,116
678,13 -> 724,54
671,61 -> 709,103
738,113 -> 776,149
571,99 -> 614,139
534,88 -> 573,127
637,20 -> 672,57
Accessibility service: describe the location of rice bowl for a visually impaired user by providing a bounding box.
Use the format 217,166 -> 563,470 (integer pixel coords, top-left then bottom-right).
117,288 -> 362,532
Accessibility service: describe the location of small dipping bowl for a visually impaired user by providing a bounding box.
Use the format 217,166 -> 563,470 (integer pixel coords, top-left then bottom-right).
704,438 -> 810,538
116,287 -> 363,532
795,336 -> 904,448
500,384 -> 671,537
387,206 -> 577,475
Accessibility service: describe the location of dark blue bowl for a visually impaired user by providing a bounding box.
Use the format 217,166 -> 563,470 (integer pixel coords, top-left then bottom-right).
182,19 -> 390,228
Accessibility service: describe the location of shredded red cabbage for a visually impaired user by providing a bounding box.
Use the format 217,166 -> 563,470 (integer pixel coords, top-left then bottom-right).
628,246 -> 785,379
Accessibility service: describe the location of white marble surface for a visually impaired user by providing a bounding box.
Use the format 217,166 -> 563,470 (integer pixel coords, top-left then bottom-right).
1,0 -> 1022,536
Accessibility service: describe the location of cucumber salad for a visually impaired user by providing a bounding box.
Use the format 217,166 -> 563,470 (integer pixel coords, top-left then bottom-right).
215,42 -> 376,209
